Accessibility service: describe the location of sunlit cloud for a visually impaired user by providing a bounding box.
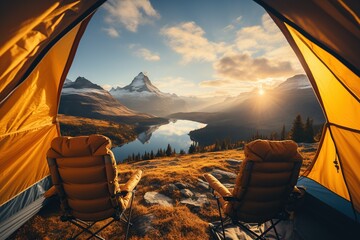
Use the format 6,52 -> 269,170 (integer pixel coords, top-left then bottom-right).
159,13 -> 303,97
235,14 -> 289,54
154,76 -> 196,96
205,13 -> 303,94
161,22 -> 227,64
214,53 -> 295,81
102,84 -> 112,91
103,0 -> 160,32
134,48 -> 160,61
200,79 -> 233,87
200,78 -> 257,96
102,27 -> 120,38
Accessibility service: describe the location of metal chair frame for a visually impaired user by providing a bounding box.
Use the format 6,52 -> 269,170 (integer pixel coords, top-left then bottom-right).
61,189 -> 136,240
209,191 -> 286,240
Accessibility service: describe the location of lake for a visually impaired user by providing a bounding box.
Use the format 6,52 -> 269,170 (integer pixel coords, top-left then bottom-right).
112,120 -> 206,162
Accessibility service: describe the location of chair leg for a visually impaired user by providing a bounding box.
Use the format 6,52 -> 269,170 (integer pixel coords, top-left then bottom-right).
86,219 -> 115,240
216,197 -> 226,239
270,219 -> 280,240
125,190 -> 136,240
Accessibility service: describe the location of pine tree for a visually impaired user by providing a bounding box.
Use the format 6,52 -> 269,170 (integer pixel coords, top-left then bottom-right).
290,114 -> 304,142
304,117 -> 315,143
280,124 -> 286,140
166,144 -> 172,156
188,143 -> 197,154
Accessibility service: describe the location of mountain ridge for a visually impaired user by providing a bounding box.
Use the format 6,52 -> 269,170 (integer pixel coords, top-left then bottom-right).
59,76 -> 167,125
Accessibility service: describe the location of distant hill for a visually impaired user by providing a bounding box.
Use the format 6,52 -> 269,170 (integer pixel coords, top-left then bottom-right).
171,74 -> 325,145
59,76 -> 167,125
110,72 -> 188,117
58,114 -> 138,146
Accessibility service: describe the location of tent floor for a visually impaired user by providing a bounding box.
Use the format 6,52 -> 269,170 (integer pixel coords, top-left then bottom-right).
294,193 -> 358,240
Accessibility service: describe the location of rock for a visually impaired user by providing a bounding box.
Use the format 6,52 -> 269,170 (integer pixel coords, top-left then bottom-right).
197,194 -> 210,206
181,198 -> 202,208
225,159 -> 243,166
181,194 -> 209,209
163,183 -> 178,193
197,178 -> 209,189
180,189 -> 193,198
174,181 -> 188,189
211,169 -> 237,180
144,191 -> 174,207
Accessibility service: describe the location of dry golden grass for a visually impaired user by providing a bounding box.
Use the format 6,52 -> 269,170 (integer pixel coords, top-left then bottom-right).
11,147 -> 316,240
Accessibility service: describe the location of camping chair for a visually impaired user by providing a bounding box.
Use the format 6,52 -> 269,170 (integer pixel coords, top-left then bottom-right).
205,139 -> 303,240
46,134 -> 142,240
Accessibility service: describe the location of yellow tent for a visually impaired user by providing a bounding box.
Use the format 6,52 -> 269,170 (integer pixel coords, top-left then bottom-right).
0,0 -> 359,238
254,0 -> 360,222
0,1 -> 106,238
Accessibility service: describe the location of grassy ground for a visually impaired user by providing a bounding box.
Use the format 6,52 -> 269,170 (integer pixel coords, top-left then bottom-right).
10,146 -> 316,240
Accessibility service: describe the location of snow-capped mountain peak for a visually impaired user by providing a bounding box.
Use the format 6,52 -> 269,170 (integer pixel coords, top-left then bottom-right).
109,72 -> 186,116
276,74 -> 311,91
122,72 -> 162,94
110,72 -> 171,98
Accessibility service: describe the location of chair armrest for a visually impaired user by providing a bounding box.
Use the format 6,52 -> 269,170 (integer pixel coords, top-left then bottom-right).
44,186 -> 57,198
119,170 -> 143,193
204,173 -> 232,197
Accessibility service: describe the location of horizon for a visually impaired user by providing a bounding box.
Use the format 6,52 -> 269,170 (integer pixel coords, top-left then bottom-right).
67,0 -> 304,98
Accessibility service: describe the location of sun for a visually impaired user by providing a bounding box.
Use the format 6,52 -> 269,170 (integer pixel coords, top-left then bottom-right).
258,88 -> 265,96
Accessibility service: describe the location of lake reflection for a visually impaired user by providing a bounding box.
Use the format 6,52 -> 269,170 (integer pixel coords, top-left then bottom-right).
112,120 -> 206,162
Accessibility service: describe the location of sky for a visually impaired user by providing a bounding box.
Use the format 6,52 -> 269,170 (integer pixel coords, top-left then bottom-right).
67,0 -> 304,98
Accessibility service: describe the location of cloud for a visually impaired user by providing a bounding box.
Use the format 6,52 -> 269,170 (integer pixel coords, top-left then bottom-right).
235,16 -> 243,23
224,24 -> 235,32
153,76 -> 196,96
200,79 -> 233,87
161,22 -> 225,64
134,48 -> 160,61
207,13 -> 302,90
102,27 -> 120,38
103,0 -> 160,32
235,14 -> 286,53
214,53 -> 295,81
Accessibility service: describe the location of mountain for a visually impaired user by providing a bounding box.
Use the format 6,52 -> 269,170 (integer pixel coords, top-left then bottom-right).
59,77 -> 166,125
110,72 -> 188,117
171,74 -> 325,145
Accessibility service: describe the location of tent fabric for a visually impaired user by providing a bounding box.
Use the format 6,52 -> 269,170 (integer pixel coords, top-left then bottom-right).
0,0 -> 359,238
0,1 -> 105,238
256,0 -> 360,221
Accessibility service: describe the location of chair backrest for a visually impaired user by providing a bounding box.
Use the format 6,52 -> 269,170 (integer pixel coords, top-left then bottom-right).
47,135 -> 121,221
230,140 -> 303,223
